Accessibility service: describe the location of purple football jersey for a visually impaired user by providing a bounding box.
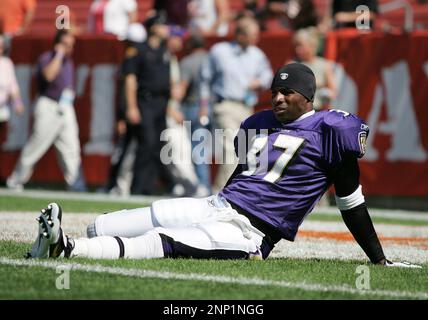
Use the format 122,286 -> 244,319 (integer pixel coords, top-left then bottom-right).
220,109 -> 369,241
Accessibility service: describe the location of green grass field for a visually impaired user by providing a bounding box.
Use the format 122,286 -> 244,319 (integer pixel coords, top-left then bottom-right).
1,193 -> 427,300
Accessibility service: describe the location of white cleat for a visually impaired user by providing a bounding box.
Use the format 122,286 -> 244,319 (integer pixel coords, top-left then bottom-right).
26,203 -> 63,259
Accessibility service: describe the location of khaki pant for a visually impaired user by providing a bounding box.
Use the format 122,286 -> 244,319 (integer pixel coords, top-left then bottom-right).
7,96 -> 82,188
213,101 -> 253,192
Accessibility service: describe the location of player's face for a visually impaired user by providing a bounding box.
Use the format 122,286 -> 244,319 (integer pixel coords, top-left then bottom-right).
271,87 -> 311,122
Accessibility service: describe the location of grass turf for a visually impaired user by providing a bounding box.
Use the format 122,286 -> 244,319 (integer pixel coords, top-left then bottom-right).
1,194 -> 427,300
0,241 -> 427,300
0,195 -> 150,213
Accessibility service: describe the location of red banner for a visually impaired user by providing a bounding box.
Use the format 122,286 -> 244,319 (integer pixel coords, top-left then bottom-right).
1,31 -> 428,196
326,30 -> 428,196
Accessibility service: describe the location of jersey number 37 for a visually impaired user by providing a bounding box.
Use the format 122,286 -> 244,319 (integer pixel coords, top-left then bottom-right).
242,134 -> 305,183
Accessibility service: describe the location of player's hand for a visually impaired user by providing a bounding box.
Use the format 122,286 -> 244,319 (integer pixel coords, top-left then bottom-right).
384,259 -> 422,269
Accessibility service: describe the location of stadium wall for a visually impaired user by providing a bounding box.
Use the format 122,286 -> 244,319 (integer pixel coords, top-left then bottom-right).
0,30 -> 427,198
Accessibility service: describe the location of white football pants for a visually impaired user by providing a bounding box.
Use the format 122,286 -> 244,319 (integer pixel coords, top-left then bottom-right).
72,195 -> 264,260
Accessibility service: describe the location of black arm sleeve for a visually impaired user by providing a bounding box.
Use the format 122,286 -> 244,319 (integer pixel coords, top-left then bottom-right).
334,156 -> 386,264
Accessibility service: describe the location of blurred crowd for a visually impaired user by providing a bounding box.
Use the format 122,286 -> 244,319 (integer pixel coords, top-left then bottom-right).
0,0 -> 426,196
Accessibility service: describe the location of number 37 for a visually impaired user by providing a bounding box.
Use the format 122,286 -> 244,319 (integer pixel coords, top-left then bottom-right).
242,134 -> 304,183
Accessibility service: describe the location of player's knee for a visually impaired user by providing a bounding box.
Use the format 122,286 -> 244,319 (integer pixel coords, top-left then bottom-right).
86,221 -> 97,238
87,213 -> 106,238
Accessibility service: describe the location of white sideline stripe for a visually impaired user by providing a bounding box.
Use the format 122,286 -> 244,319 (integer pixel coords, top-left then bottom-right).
0,257 -> 427,299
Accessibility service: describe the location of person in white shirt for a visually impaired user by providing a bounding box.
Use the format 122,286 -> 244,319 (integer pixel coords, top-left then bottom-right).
188,0 -> 230,36
103,0 -> 138,40
0,34 -> 24,125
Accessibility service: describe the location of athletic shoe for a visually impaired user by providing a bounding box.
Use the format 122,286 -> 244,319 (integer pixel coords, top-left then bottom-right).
26,203 -> 74,259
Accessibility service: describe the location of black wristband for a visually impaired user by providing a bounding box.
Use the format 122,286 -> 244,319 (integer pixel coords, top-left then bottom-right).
340,203 -> 386,264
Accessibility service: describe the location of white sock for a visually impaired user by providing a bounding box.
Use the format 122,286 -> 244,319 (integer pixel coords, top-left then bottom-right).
122,231 -> 164,259
71,231 -> 164,259
71,236 -> 120,259
93,207 -> 156,238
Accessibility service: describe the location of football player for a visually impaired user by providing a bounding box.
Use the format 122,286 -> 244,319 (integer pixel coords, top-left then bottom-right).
27,63 -> 420,268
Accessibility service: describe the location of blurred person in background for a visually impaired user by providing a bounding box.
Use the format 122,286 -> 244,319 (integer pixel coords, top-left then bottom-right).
87,0 -> 109,34
188,0 -> 230,36
164,26 -> 201,197
124,14 -> 175,195
236,0 -> 267,29
101,23 -> 147,196
200,16 -> 273,193
6,29 -> 86,192
0,34 -> 24,130
175,32 -> 212,197
264,0 -> 318,31
152,0 -> 191,29
332,0 -> 378,30
0,0 -> 36,37
290,27 -> 336,110
289,0 -> 319,30
97,0 -> 138,39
